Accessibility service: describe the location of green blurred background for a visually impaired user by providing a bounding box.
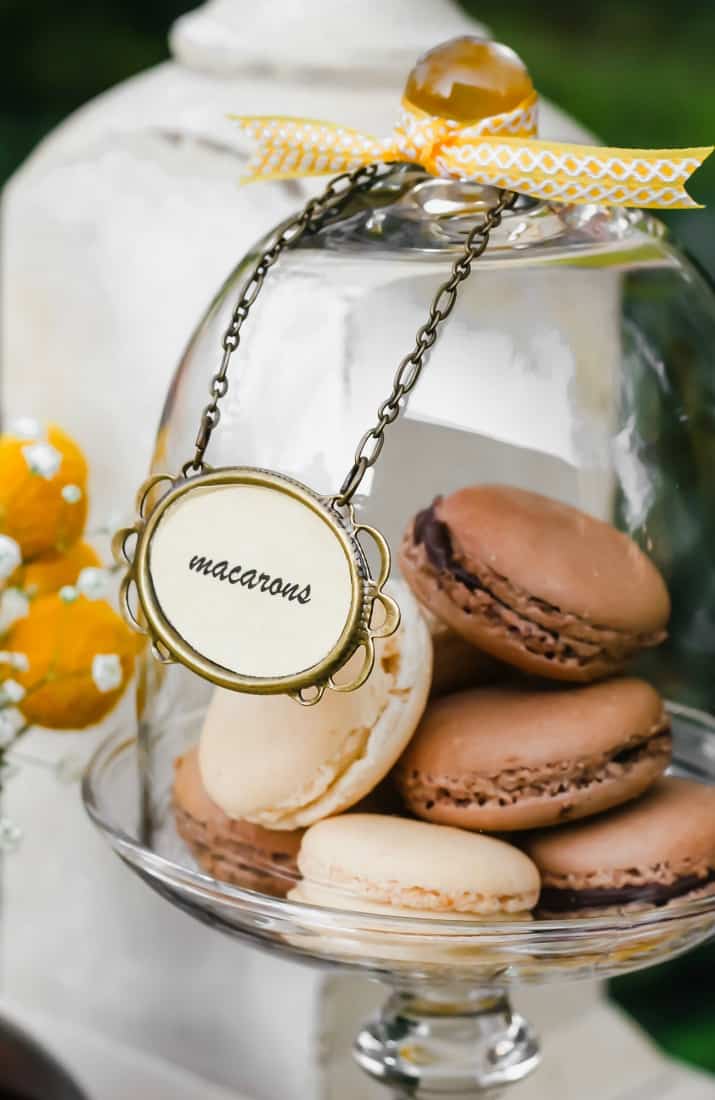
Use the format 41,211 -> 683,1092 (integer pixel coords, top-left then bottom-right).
2,0 -> 714,1079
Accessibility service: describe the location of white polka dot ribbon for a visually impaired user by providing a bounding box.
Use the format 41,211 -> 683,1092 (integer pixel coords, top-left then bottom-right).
232,94 -> 712,209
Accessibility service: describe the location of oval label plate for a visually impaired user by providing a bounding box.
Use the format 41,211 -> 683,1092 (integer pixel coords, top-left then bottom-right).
134,470 -> 364,692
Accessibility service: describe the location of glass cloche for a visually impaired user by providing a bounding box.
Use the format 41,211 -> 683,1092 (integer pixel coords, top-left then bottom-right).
86,41 -> 715,1099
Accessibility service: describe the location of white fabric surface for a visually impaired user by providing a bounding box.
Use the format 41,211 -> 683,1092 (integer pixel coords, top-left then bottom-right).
3,979 -> 713,1100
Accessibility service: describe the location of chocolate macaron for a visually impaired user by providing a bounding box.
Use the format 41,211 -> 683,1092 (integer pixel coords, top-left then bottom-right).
173,748 -> 302,895
525,778 -> 715,917
421,604 -> 504,697
400,485 -> 670,682
396,679 -> 671,831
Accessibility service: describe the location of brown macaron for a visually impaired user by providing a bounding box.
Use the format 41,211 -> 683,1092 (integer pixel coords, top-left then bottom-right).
421,604 -> 505,697
400,485 -> 670,682
524,777 -> 715,917
396,679 -> 671,831
173,748 -> 302,896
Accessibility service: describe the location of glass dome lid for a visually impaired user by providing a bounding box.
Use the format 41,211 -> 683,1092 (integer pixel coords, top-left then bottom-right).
148,153 -> 713,692
92,36 -> 715,1096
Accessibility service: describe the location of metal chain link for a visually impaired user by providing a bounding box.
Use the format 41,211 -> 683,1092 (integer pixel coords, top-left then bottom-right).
185,168 -> 516,500
334,187 -> 517,504
184,162 -> 382,476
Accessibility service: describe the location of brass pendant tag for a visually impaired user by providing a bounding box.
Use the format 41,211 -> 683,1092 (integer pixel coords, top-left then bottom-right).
114,468 -> 399,704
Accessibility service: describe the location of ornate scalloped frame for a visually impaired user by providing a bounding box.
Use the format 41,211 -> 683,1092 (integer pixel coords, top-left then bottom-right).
113,467 -> 400,705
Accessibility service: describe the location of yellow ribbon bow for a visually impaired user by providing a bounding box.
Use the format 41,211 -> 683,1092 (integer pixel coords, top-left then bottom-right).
233,93 -> 712,209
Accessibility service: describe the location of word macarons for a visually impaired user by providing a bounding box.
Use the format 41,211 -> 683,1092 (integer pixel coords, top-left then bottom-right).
187,553 -> 312,605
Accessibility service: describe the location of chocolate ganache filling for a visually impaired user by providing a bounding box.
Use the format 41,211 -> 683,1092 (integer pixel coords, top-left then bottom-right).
539,869 -> 715,913
413,502 -> 482,590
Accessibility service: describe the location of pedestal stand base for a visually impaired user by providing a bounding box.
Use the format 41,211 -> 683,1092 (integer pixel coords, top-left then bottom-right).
353,988 -> 540,1097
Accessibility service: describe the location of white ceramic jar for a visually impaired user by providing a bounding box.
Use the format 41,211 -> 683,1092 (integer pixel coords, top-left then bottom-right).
1,5 -> 600,1097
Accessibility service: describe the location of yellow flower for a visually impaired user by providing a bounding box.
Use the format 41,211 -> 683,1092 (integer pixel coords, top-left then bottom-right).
0,425 -> 88,559
2,592 -> 136,730
9,540 -> 101,598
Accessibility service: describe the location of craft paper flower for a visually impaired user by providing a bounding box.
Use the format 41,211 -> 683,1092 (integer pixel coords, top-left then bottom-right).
2,592 -> 136,729
9,540 -> 101,599
0,424 -> 88,558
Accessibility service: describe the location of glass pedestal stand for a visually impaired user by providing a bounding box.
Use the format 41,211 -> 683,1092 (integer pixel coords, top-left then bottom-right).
353,987 -> 539,1095
83,706 -> 715,1098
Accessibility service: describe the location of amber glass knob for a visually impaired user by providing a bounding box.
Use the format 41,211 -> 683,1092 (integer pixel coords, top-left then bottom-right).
404,36 -> 533,123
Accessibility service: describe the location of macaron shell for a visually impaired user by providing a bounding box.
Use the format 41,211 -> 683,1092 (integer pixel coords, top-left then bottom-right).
198,580 -> 432,829
401,529 -> 617,682
173,748 -> 302,895
174,747 -> 303,860
289,881 -> 530,922
286,881 -> 531,969
402,679 -> 666,772
438,486 -> 670,635
402,753 -> 668,833
297,813 -> 540,915
396,679 -> 670,830
525,778 -> 715,887
421,603 -> 505,696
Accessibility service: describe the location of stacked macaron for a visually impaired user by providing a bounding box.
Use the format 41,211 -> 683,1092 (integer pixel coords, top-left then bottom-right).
172,485 -> 715,923
396,484 -> 715,916
174,579 -> 542,919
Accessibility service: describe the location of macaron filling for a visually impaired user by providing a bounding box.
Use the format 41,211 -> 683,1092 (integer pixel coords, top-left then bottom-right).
538,868 -> 715,913
399,725 -> 672,814
411,502 -> 666,672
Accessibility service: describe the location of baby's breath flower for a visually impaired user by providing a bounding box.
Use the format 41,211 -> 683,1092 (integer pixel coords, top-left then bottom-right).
0,651 -> 29,672
92,653 -> 122,694
1,679 -> 25,704
9,417 -> 41,440
0,758 -> 20,783
59,585 -> 79,604
0,589 -> 30,634
0,535 -> 22,581
0,707 -> 25,747
61,483 -> 83,504
0,817 -> 23,852
22,441 -> 62,479
55,753 -> 84,784
77,567 -> 110,600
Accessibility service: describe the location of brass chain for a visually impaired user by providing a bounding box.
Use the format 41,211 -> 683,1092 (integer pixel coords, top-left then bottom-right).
186,167 -> 516,500
334,187 -> 517,504
185,162 -> 382,477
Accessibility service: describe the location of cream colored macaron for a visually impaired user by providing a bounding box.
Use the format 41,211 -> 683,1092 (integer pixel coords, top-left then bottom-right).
199,581 -> 432,830
296,814 -> 540,916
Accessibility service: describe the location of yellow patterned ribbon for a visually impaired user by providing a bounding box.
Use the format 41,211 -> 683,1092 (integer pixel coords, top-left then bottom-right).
233,94 -> 712,209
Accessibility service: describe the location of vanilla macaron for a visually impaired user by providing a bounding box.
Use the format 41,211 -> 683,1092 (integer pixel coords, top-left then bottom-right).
295,814 -> 540,917
199,581 -> 432,830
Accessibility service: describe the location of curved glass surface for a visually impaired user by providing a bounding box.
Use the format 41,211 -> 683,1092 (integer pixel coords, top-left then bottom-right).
96,166 -> 715,980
